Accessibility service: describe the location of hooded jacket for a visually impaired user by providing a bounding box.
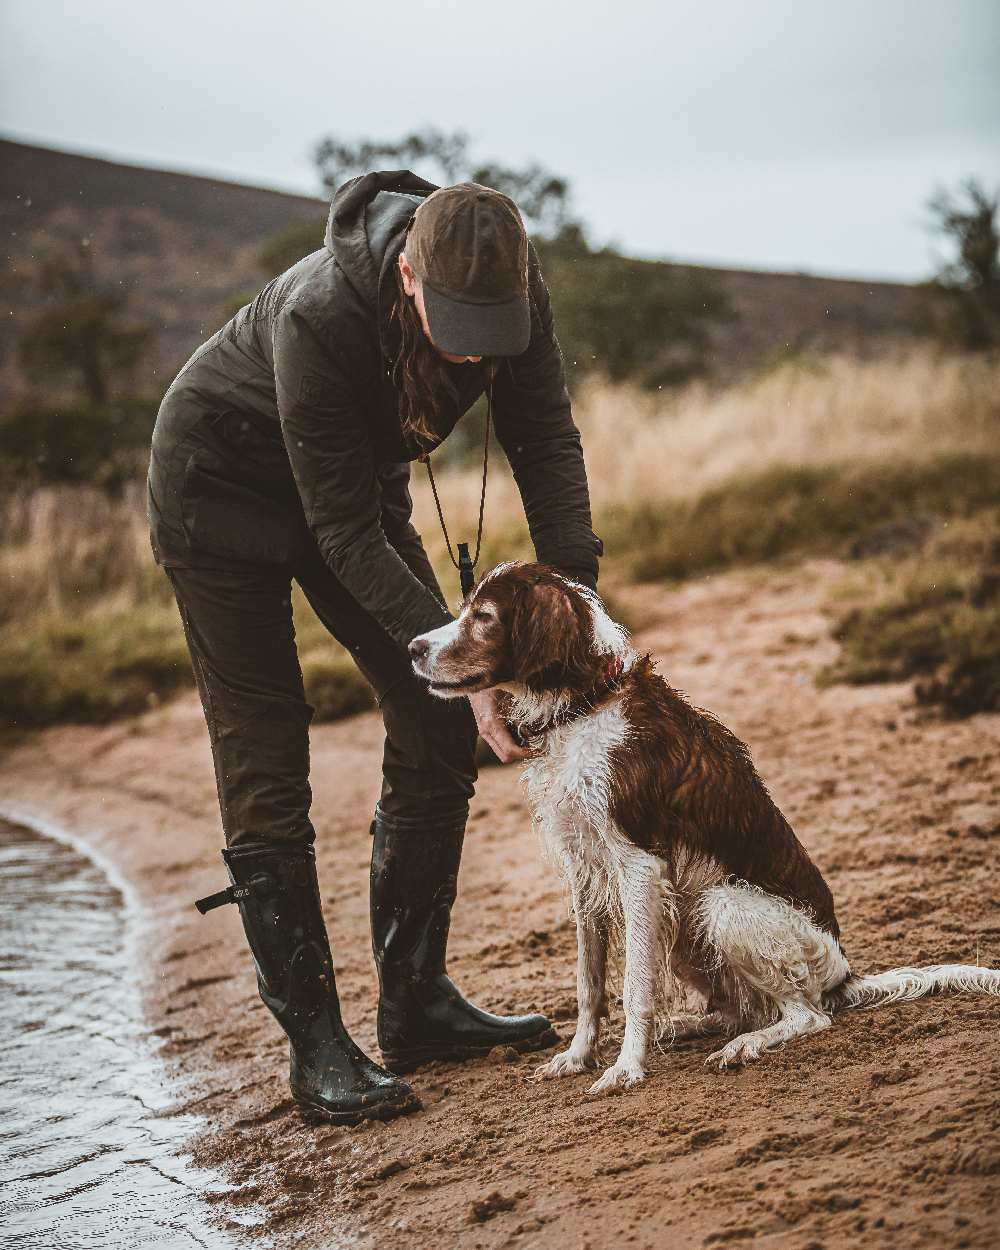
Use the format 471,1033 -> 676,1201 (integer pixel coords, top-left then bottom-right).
147,170 -> 602,650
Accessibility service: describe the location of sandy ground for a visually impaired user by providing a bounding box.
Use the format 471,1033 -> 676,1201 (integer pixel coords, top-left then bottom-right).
2,560 -> 998,1250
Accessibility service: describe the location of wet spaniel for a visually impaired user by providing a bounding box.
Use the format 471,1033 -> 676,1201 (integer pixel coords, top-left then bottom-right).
409,561 -> 1000,1094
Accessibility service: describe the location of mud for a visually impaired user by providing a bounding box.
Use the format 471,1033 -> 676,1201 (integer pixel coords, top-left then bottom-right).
2,560 -> 997,1249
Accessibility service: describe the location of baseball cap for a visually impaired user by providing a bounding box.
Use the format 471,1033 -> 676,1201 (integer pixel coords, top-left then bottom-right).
404,182 -> 531,357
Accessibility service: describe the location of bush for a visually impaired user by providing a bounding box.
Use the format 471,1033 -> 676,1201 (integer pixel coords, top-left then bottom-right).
626,453 -> 1000,582
300,653 -> 375,722
0,394 -> 159,492
0,603 -> 193,728
0,606 -> 379,731
536,233 -> 726,389
820,565 -> 1000,718
256,219 -> 328,278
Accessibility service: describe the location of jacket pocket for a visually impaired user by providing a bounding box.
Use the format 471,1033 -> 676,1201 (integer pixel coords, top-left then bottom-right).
180,447 -> 305,566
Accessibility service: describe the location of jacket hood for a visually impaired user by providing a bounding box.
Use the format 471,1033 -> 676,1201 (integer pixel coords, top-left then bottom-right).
324,169 -> 439,362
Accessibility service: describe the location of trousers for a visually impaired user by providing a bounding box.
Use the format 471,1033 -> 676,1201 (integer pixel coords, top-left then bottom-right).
164,536 -> 479,847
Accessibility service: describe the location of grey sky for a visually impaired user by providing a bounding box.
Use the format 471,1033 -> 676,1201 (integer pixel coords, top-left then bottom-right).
2,0 -> 997,280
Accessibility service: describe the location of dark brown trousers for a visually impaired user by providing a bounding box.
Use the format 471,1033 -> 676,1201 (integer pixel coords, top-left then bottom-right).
164,538 -> 478,848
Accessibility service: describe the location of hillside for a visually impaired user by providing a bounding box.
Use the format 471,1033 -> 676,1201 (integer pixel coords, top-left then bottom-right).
0,137 -> 926,406
0,139 -> 327,405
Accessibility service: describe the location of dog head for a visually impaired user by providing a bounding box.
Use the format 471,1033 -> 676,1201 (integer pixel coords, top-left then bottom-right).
409,561 -> 631,701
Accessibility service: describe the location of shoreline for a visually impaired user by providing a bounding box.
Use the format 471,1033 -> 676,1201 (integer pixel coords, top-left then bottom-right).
2,563 -> 998,1249
0,812 -> 258,1247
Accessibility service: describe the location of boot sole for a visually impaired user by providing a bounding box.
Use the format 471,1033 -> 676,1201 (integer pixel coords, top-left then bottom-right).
292,1088 -> 422,1126
381,1025 -> 559,1074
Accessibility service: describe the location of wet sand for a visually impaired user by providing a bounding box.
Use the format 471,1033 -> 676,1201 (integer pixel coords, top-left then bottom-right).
2,560 -> 998,1249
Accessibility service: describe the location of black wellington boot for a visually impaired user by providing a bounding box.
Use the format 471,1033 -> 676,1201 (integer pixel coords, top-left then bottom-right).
370,811 -> 558,1073
196,842 -> 420,1124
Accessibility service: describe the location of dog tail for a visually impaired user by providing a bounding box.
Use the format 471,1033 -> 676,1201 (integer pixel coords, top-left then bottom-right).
825,963 -> 1000,1012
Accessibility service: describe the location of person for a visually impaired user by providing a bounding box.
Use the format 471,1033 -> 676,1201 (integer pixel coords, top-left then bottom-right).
146,170 -> 604,1125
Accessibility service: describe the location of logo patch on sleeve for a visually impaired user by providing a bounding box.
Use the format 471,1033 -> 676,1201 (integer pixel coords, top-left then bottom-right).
299,374 -> 324,405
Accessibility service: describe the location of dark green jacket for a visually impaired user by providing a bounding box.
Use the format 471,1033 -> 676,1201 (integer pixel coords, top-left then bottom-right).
148,170 -> 602,649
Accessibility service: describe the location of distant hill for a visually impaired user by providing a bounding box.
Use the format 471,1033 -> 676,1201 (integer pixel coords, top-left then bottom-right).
680,262 -> 925,378
0,138 -> 327,405
0,137 -> 927,406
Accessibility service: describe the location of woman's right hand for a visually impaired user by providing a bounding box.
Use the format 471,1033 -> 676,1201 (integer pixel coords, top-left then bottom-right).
467,688 -> 535,764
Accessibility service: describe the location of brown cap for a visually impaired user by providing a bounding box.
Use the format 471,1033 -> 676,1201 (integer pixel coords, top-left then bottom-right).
404,182 -> 531,356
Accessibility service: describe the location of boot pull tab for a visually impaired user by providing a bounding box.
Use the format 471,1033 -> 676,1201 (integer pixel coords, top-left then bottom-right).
194,877 -> 263,915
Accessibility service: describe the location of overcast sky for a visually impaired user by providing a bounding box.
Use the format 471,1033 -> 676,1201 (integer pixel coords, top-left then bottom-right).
2,0 -> 997,280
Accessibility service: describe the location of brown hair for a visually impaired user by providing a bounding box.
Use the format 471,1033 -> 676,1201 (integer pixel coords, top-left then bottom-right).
388,259 -> 499,453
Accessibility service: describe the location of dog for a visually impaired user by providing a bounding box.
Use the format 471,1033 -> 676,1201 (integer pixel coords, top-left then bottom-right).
408,561 -> 1000,1094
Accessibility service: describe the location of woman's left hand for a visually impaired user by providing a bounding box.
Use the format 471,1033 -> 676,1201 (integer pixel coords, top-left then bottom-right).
467,688 -> 535,764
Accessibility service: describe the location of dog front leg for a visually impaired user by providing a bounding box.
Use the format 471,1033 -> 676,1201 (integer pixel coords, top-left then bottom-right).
532,904 -> 608,1080
590,851 -> 663,1094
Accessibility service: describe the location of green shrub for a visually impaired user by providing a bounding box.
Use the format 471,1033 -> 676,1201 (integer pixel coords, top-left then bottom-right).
0,603 -> 193,728
300,653 -> 375,722
0,393 -> 159,492
820,563 -> 1000,718
822,580 -> 965,684
0,606 -> 379,730
537,233 -> 726,389
626,453 -> 1000,582
256,219 -> 328,278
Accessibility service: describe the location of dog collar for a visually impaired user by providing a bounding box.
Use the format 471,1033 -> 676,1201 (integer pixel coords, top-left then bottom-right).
524,656 -> 628,737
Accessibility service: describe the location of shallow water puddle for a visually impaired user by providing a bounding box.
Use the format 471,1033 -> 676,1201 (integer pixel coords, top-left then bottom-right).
0,818 -> 263,1248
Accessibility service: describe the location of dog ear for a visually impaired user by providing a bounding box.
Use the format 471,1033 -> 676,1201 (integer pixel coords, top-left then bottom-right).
510,581 -> 585,683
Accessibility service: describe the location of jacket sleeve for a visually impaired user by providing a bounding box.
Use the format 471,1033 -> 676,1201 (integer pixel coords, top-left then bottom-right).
376,460 -> 448,601
490,241 -> 603,590
273,305 -> 452,648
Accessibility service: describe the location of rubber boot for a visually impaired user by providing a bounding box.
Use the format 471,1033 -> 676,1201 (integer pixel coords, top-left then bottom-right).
196,842 -> 419,1124
370,810 -> 557,1072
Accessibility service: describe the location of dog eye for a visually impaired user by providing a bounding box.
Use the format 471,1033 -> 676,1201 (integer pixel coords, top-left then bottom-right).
471,609 -> 494,623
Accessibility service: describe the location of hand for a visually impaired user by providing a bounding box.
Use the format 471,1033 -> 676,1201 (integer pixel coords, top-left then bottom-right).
467,688 -> 535,764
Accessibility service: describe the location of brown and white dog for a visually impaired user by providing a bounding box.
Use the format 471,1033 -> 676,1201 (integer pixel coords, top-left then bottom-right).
409,561 -> 1000,1094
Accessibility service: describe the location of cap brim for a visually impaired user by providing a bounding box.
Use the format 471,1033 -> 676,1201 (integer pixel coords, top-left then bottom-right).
422,282 -> 531,357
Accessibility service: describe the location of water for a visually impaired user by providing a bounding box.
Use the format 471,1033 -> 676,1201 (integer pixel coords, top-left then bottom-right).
0,817 -> 262,1249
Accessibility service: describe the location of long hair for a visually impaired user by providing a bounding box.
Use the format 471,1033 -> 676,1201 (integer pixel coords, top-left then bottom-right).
388,259 -> 500,454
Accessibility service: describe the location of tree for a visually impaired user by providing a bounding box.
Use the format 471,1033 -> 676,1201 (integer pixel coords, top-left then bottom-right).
18,229 -> 152,407
315,126 -> 469,189
307,128 -> 728,394
20,294 -> 151,408
313,126 -> 578,240
535,234 -> 727,389
927,178 -> 1000,349
255,218 -> 328,279
464,162 -> 571,238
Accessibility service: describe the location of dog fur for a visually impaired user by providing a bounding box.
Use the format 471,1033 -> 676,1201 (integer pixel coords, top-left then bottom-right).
409,561 -> 1000,1094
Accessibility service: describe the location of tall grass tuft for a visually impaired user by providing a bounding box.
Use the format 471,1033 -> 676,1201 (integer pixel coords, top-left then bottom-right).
818,513 -> 1000,716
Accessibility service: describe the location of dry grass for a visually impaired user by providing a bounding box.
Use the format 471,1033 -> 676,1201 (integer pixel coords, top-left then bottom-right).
2,347 -> 998,728
411,348 -> 1000,575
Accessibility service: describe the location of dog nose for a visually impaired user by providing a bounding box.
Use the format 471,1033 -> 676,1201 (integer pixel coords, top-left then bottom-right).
409,637 -> 429,661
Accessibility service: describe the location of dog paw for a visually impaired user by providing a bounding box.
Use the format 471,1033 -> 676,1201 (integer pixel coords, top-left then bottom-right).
530,1049 -> 595,1081
588,1061 -> 646,1095
706,1034 -> 764,1069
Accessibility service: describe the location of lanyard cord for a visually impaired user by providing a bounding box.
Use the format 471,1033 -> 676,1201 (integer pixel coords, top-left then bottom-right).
421,368 -> 492,597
